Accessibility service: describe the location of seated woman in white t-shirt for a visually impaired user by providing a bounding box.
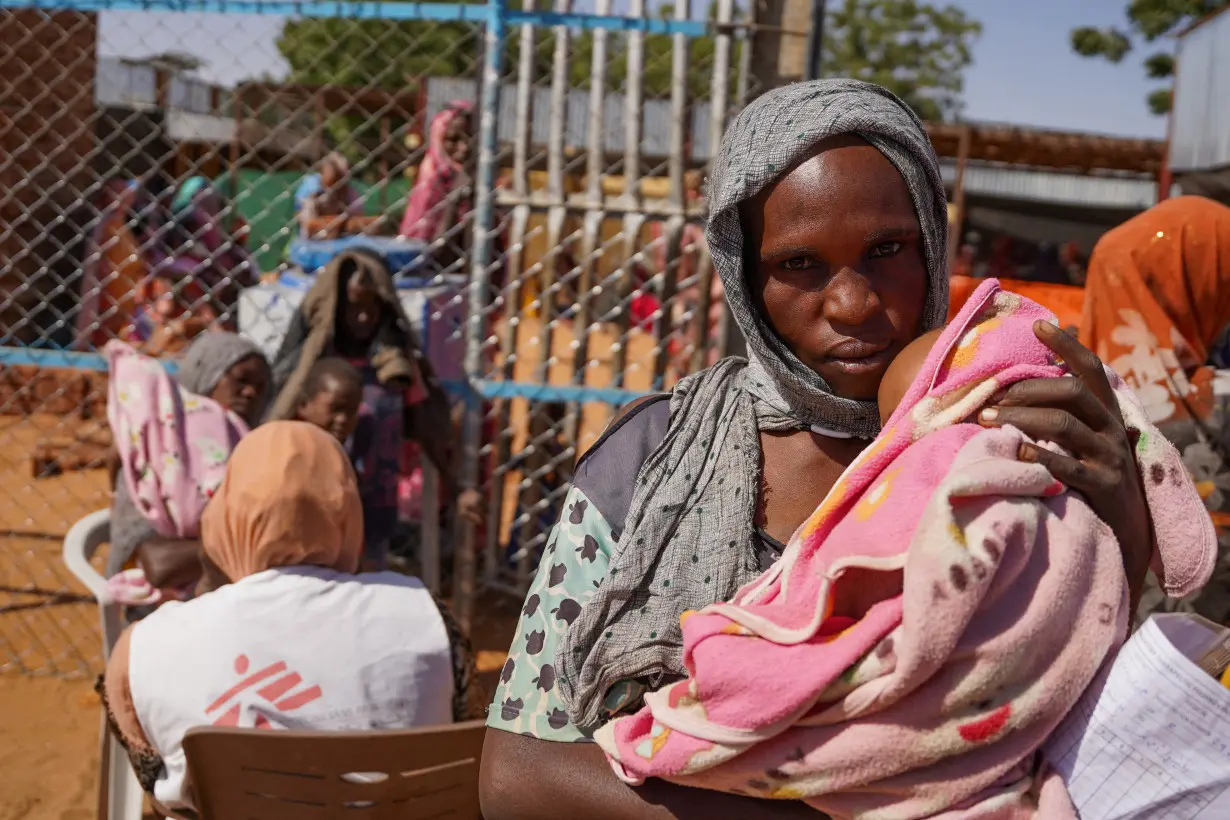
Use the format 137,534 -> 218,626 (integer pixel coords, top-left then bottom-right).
100,421 -> 484,813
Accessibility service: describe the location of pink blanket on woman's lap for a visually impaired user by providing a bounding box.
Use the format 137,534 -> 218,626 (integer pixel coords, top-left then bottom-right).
594,280 -> 1216,819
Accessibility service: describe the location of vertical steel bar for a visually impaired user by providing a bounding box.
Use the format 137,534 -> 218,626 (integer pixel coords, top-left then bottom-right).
690,0 -> 733,372
716,5 -> 755,361
459,0 -> 507,632
538,0 -> 570,371
735,6 -> 752,109
513,0 -> 572,593
565,0 -> 611,450
609,0 -> 646,392
484,0 -> 537,587
651,0 -> 690,387
805,0 -> 828,80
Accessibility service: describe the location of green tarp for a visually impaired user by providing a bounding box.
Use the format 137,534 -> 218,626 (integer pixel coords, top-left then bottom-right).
220,169 -> 413,274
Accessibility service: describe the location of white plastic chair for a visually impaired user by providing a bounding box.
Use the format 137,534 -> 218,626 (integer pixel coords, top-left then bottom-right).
62,508 -> 145,820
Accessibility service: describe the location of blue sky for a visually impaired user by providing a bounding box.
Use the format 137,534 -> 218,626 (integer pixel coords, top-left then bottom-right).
98,0 -> 1170,138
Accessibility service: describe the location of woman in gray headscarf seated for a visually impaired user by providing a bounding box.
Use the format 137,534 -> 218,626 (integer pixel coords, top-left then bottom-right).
479,80 -> 1156,820
106,331 -> 271,604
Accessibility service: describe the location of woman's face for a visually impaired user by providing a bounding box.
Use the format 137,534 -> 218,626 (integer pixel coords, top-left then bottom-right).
342,273 -> 383,344
742,135 -> 929,400
210,355 -> 270,428
443,114 -> 471,166
321,161 -> 347,190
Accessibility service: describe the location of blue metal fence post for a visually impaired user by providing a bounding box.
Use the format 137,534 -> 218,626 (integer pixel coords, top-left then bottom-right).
455,0 -> 507,629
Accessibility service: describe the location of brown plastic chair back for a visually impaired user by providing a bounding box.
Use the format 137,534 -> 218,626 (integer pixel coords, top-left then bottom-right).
182,720 -> 485,819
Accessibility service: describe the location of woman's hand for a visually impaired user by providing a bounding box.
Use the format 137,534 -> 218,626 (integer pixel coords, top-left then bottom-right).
977,321 -> 1152,607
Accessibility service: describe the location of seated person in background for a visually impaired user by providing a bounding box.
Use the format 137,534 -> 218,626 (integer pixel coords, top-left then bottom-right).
105,332 -> 270,609
294,357 -> 364,444
296,152 -> 375,239
564,281 -> 1216,819
100,421 -> 485,814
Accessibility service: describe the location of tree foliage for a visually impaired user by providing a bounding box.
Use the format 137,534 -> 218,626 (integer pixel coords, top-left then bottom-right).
1070,0 -> 1230,115
823,0 -> 981,122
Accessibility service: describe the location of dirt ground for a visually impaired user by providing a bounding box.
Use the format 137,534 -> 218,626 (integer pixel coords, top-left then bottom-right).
0,415 -> 110,819
0,414 -> 521,819
0,676 -> 101,820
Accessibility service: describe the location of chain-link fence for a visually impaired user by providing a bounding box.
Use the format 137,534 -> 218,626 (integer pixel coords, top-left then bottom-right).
0,0 -> 769,676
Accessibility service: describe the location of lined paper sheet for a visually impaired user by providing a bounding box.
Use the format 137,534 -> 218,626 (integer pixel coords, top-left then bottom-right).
1044,614 -> 1230,820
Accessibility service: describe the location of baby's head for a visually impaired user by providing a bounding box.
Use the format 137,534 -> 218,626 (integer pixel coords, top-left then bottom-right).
877,327 -> 944,425
295,358 -> 363,443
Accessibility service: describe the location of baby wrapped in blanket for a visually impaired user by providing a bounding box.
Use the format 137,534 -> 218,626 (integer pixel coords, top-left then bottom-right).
590,279 -> 1217,819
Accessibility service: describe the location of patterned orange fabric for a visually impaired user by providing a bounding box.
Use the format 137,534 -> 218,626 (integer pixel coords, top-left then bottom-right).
1079,196 -> 1230,426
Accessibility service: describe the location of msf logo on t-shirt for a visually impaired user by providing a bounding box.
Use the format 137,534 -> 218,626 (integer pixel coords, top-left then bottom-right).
205,654 -> 323,729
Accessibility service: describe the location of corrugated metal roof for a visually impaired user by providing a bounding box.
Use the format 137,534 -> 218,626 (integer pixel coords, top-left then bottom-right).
1171,10 -> 1230,172
941,162 -> 1160,209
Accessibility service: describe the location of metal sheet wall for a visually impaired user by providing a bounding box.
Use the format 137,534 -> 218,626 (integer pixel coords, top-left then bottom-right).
1171,9 -> 1230,173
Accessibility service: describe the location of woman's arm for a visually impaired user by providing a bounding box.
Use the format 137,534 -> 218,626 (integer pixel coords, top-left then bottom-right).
481,481 -> 818,819
430,592 -> 487,721
480,731 -> 821,820
978,322 -> 1152,609
100,628 -> 164,794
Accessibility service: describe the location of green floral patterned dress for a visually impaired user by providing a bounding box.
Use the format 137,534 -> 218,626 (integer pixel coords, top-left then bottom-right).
486,486 -> 641,741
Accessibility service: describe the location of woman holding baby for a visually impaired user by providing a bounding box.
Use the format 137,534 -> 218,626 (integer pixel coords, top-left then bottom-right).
481,80 -> 1169,820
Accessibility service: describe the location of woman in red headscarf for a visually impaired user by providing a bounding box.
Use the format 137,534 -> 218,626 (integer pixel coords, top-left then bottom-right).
1081,195 -> 1230,623
399,102 -> 473,261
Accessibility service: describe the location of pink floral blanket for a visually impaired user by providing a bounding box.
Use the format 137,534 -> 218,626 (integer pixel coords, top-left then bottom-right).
594,280 -> 1216,819
106,340 -> 247,540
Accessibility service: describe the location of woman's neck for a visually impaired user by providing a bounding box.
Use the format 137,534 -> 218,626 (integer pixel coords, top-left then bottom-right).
756,428 -> 867,544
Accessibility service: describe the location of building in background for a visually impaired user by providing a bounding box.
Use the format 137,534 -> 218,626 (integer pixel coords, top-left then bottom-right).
1169,5 -> 1230,203
931,121 -> 1167,284
0,11 -> 98,345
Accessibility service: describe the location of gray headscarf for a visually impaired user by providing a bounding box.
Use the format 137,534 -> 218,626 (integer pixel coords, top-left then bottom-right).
557,79 -> 949,732
106,332 -> 270,577
176,331 -> 269,398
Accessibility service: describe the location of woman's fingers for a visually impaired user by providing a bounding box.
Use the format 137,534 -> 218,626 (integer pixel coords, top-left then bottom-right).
1015,441 -> 1115,497
1031,321 -> 1124,425
1017,441 -> 1151,584
992,375 -> 1114,434
979,404 -> 1117,467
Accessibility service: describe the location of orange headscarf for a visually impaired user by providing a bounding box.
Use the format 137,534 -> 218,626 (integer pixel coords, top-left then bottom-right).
1080,196 -> 1230,427
200,421 -> 363,580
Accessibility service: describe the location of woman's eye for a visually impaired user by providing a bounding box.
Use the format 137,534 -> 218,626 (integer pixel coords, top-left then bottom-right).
868,241 -> 903,259
781,256 -> 812,271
